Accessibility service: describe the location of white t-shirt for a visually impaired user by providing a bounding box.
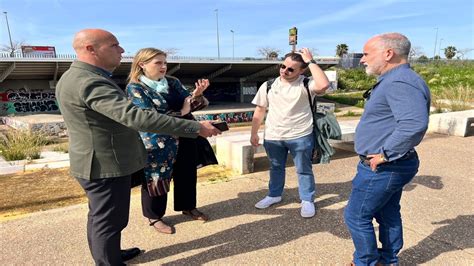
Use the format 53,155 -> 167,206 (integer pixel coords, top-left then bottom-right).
252,75 -> 316,140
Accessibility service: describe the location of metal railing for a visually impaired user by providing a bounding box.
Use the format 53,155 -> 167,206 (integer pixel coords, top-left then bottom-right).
0,52 -> 340,63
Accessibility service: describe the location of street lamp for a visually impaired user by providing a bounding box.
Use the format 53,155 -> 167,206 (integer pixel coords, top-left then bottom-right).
214,9 -> 220,59
438,38 -> 444,57
3,12 -> 15,57
433,27 -> 438,59
230,30 -> 234,59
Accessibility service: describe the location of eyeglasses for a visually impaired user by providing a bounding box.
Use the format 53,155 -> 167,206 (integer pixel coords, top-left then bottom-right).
280,64 -> 295,73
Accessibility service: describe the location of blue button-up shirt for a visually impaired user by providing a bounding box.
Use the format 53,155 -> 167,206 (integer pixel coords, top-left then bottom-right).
355,64 -> 431,161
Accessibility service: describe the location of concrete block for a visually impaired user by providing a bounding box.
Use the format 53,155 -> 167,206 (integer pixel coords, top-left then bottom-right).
428,110 -> 474,137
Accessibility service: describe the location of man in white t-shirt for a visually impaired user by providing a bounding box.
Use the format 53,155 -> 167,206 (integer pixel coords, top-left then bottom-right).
250,48 -> 330,218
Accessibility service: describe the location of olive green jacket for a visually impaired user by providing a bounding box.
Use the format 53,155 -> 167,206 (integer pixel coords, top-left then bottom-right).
56,61 -> 201,180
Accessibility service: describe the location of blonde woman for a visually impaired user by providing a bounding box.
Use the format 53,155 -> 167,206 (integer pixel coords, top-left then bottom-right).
127,48 -> 216,234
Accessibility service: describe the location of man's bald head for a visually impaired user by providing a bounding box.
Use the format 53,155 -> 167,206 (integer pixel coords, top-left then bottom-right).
72,29 -> 124,71
73,29 -> 113,53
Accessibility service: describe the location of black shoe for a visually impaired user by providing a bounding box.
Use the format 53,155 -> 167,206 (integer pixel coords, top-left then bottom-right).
121,247 -> 141,262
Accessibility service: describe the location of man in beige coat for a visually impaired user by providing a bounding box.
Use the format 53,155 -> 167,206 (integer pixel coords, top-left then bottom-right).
56,29 -> 220,265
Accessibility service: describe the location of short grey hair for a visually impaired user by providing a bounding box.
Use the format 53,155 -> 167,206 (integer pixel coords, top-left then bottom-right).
376,32 -> 411,58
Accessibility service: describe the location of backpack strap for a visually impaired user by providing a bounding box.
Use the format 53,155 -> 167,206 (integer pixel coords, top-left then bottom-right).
266,78 -> 276,93
302,77 -> 316,113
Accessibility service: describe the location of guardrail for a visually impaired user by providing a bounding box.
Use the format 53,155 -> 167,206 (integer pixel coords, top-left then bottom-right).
0,52 -> 340,63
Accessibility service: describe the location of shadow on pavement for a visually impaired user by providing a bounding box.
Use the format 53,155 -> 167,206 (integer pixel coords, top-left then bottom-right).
404,175 -> 444,191
399,214 -> 474,264
135,182 -> 353,264
134,173 -> 446,265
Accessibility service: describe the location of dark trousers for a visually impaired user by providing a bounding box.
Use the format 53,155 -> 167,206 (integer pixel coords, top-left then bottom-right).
76,176 -> 131,266
141,137 -> 197,219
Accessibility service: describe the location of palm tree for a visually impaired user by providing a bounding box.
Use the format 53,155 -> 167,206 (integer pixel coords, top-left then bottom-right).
444,46 -> 457,59
336,44 -> 349,57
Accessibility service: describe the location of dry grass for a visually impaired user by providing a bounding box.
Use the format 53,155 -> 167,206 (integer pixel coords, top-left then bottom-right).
0,130 -> 48,161
0,164 -> 234,221
432,85 -> 474,112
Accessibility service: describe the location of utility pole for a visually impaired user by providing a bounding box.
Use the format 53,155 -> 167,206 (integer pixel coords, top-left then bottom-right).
3,12 -> 15,57
438,38 -> 444,57
433,27 -> 438,59
230,30 -> 234,59
214,9 -> 220,59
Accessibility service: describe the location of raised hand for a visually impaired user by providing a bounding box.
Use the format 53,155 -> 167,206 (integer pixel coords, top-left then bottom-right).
193,79 -> 210,96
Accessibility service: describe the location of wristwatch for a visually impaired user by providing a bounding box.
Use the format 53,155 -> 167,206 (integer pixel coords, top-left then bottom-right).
308,59 -> 317,65
380,154 -> 388,162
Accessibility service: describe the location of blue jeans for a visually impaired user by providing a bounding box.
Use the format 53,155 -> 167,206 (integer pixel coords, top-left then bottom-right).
344,154 -> 419,266
263,133 -> 315,202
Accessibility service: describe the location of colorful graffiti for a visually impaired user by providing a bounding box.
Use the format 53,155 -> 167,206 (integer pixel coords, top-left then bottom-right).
0,89 -> 59,115
194,111 -> 254,124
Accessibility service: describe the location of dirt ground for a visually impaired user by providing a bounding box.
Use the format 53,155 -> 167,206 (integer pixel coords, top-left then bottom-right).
0,165 -> 233,221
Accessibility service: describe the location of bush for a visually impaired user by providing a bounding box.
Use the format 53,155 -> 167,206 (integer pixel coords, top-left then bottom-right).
432,85 -> 473,112
0,130 -> 48,161
337,68 -> 377,91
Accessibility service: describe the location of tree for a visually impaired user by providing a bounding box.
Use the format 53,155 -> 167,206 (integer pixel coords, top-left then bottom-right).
455,48 -> 473,60
336,43 -> 349,57
0,40 -> 29,55
257,47 -> 281,60
444,46 -> 457,59
417,55 -> 429,63
409,46 -> 424,60
163,48 -> 180,56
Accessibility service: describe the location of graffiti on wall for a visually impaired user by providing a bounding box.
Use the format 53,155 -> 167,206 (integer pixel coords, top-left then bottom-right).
0,89 -> 59,115
194,111 -> 254,124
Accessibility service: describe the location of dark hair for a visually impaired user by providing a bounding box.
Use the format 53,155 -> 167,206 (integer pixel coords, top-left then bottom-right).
283,52 -> 308,68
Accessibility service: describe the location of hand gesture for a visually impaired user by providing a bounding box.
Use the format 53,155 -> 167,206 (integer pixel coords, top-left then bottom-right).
193,79 -> 210,96
296,47 -> 314,64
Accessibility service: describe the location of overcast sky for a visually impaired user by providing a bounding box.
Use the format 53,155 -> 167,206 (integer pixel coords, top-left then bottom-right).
1,0 -> 473,58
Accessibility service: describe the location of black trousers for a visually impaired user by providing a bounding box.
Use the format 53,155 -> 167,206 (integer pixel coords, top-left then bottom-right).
76,175 -> 131,266
141,137 -> 198,219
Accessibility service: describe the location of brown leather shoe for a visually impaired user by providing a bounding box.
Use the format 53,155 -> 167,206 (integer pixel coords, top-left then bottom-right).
149,219 -> 175,234
182,209 -> 209,221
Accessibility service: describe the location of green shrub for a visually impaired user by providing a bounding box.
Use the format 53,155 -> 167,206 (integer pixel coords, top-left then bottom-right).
337,68 -> 377,91
0,130 -> 48,161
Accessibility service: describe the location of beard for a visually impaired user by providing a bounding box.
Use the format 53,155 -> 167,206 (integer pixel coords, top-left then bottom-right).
364,59 -> 385,76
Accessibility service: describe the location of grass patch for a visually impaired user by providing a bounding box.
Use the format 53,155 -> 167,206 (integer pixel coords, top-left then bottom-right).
51,142 -> 69,153
0,130 -> 48,161
0,163 -> 234,221
323,91 -> 365,107
342,110 -> 359,117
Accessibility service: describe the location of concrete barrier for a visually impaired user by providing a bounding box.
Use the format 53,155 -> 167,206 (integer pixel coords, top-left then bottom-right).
428,110 -> 474,137
216,120 -> 359,174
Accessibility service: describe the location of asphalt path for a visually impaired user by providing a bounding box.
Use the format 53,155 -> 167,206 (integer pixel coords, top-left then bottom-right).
0,133 -> 473,265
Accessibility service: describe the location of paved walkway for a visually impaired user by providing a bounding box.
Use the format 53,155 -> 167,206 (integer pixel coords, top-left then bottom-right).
1,134 -> 473,265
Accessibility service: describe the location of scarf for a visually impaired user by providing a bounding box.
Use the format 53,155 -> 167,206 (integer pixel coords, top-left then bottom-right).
139,75 -> 169,94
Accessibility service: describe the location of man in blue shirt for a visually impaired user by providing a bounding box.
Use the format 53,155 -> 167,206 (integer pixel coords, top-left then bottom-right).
344,33 -> 431,265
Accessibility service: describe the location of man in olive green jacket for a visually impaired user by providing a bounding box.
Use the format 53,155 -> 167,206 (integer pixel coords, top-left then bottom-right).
56,29 -> 220,265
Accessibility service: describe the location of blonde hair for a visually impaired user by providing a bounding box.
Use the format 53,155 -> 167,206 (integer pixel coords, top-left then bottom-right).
128,48 -> 167,84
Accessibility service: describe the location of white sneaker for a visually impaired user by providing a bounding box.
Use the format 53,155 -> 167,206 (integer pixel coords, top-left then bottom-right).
255,196 -> 282,209
301,200 -> 315,218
